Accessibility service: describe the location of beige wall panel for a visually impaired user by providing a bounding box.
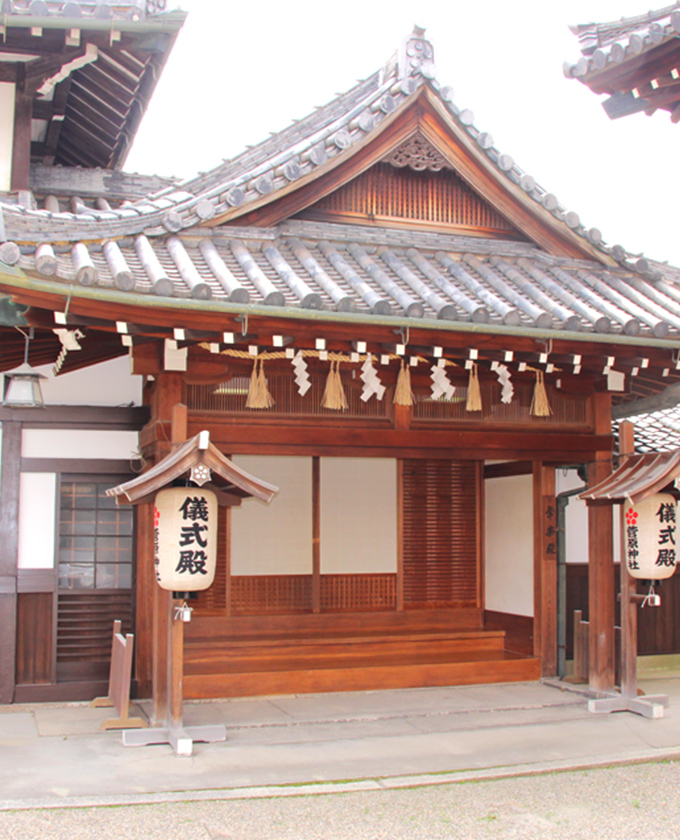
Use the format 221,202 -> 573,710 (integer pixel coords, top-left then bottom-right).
22,429 -> 139,460
485,473 -> 534,617
320,457 -> 397,574
17,472 -> 56,569
36,357 -> 142,407
0,83 -> 14,191
231,455 -> 313,575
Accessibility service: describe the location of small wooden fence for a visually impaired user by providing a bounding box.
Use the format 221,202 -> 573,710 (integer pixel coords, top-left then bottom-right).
570,610 -> 621,684
90,620 -> 147,731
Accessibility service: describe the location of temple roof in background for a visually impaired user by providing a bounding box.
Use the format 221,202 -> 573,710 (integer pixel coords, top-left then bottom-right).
565,3 -> 680,120
0,0 -> 185,169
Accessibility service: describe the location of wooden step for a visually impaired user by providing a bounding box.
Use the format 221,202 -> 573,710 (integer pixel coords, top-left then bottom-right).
185,631 -> 507,674
183,651 -> 541,699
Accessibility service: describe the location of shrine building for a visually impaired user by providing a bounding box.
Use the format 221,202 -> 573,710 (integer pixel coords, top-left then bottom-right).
2,1 -> 680,705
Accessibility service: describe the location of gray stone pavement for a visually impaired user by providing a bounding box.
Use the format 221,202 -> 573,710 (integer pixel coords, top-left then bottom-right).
1,676 -> 680,811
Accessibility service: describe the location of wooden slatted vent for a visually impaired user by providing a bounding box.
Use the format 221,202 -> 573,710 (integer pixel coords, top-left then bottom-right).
402,460 -> 479,609
187,373 -> 388,418
302,163 -> 523,234
413,381 -> 588,425
56,591 -> 133,681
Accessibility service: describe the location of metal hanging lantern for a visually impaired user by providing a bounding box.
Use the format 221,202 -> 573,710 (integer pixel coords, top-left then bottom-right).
2,328 -> 46,408
154,487 -> 218,591
623,492 -> 677,580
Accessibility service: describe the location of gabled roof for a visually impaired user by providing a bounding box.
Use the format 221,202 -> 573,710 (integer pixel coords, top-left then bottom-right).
565,3 -> 680,120
2,25 -> 680,372
0,28 -> 631,261
106,430 -> 279,505
579,448 -> 680,504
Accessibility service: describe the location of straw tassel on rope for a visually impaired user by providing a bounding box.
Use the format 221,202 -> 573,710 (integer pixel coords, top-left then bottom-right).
321,359 -> 348,410
245,358 -> 275,409
394,359 -> 414,406
465,363 -> 482,412
530,370 -> 552,417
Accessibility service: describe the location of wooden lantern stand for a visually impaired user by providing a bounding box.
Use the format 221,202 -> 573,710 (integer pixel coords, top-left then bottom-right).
122,595 -> 226,756
106,404 -> 278,756
587,502 -> 668,718
583,422 -> 672,719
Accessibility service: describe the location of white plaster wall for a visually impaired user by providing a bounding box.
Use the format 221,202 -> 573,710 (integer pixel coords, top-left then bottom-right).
17,472 -> 56,569
22,429 -> 139,460
320,457 -> 397,574
0,83 -> 14,192
555,468 -> 619,564
231,455 -> 313,575
555,469 -> 589,564
35,356 -> 142,407
485,473 -> 534,617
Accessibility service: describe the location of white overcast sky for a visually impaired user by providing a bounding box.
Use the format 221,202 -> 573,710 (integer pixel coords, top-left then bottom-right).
125,1 -> 679,267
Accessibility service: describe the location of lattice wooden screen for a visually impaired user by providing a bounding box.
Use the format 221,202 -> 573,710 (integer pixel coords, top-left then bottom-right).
301,163 -> 523,234
402,459 -> 480,609
56,590 -> 133,680
320,574 -> 397,611
231,574 -> 313,614
186,373 -> 388,418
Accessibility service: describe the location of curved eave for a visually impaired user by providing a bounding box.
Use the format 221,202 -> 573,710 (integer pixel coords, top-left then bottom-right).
3,10 -> 187,35
3,266 -> 680,352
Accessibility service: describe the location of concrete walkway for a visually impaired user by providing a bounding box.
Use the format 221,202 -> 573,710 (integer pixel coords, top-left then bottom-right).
1,676 -> 680,811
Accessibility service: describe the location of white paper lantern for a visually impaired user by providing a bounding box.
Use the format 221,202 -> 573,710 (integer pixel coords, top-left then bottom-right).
624,493 -> 677,580
154,487 -> 218,591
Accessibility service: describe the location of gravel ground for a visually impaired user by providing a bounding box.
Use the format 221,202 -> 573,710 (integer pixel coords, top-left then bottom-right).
1,761 -> 679,840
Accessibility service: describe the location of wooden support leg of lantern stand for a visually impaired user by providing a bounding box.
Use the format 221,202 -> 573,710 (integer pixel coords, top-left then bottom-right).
588,505 -> 668,719
123,403 -> 226,754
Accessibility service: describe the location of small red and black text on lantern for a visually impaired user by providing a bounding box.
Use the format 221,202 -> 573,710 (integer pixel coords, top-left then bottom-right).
154,487 -> 218,591
624,493 -> 678,580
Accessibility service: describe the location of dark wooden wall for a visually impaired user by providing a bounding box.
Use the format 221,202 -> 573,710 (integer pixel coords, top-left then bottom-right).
566,564 -> 680,657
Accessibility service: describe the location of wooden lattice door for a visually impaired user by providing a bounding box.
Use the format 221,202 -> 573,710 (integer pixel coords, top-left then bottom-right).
401,459 -> 481,609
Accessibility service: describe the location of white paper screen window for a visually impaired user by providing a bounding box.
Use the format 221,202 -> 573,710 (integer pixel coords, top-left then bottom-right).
18,473 -> 57,569
231,455 -> 313,575
320,457 -> 397,573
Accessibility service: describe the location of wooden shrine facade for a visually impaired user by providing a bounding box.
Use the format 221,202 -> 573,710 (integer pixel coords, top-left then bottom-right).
3,21 -> 680,703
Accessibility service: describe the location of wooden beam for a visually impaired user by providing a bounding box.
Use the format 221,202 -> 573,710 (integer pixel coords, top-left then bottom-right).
0,420 -> 21,703
533,462 -> 557,676
484,461 -> 533,479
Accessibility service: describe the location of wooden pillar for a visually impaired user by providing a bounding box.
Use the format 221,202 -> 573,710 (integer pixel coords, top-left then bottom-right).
533,462 -> 557,676
588,392 -> 615,693
0,420 -> 20,703
312,456 -> 321,613
11,69 -> 32,192
618,421 -> 637,699
134,501 -> 155,698
150,398 -> 188,724
135,371 -> 184,710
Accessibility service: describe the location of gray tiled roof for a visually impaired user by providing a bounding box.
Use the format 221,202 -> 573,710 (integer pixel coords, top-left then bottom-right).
2,0 -> 167,21
0,28 -> 649,272
4,218 -> 680,341
565,3 -> 680,79
615,406 -> 680,452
